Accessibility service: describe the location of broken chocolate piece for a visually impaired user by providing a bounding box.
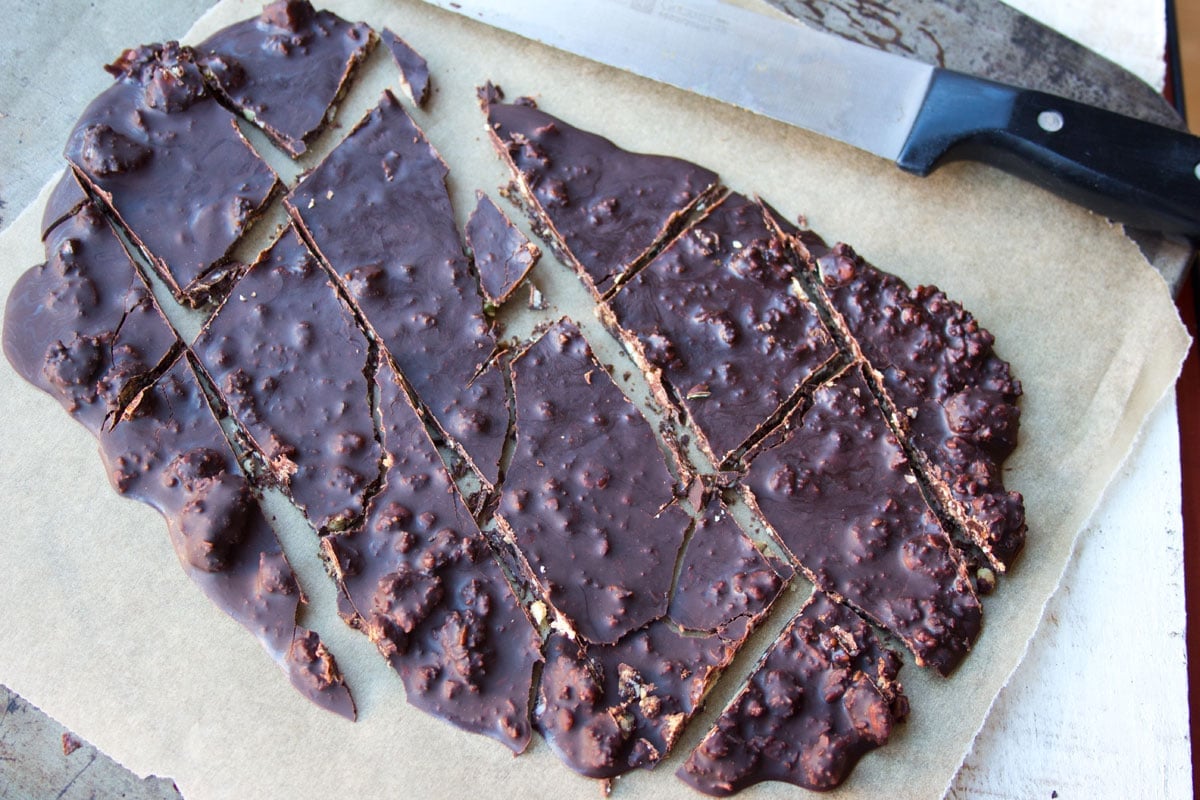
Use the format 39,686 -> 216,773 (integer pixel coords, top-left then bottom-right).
536,499 -> 789,778
192,224 -> 381,534
667,501 -> 792,634
602,192 -> 838,466
799,236 -> 1025,571
678,591 -> 908,795
497,319 -> 691,645
287,90 -> 507,486
40,170 -> 89,241
198,0 -> 375,156
381,28 -> 431,108
481,84 -> 722,298
745,364 -> 982,675
101,355 -> 354,718
466,191 -> 541,307
323,359 -> 540,750
65,42 -> 279,307
4,190 -> 176,433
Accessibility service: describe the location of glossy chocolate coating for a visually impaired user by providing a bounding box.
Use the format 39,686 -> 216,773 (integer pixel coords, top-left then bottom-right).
536,500 -> 788,778
808,240 -> 1025,570
287,90 -> 506,486
497,320 -> 690,645
667,501 -> 792,633
466,191 -> 540,307
199,0 -> 374,156
604,192 -> 837,465
678,592 -> 907,795
323,360 -> 540,751
109,356 -> 355,718
482,84 -> 720,298
4,187 -> 176,434
64,42 -> 278,306
193,225 -> 380,534
746,365 -> 981,675
381,28 -> 430,108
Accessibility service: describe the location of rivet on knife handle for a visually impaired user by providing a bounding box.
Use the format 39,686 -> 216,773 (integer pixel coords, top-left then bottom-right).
897,70 -> 1200,239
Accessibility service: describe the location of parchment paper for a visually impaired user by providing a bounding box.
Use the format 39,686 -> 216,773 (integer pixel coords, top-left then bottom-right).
0,1 -> 1190,798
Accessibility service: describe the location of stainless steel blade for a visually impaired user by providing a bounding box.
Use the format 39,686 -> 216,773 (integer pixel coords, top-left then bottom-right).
423,0 -> 934,161
764,0 -> 1186,130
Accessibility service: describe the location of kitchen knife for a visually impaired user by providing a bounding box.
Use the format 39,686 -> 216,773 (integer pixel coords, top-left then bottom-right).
423,0 -> 1200,239
764,0 -> 1186,131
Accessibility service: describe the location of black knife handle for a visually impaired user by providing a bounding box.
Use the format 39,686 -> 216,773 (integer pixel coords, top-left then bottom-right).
897,69 -> 1200,239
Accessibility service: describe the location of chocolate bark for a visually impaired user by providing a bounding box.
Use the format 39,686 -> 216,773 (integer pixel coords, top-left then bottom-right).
798,237 -> 1025,571
602,192 -> 837,467
678,591 -> 908,795
481,84 -> 722,298
286,90 -> 506,486
64,42 -> 279,307
496,320 -> 691,645
323,359 -> 540,751
100,355 -> 355,719
744,365 -> 982,675
537,501 -> 789,778
4,188 -> 177,434
466,191 -> 540,308
192,224 -> 381,534
381,28 -> 431,108
198,0 -> 375,157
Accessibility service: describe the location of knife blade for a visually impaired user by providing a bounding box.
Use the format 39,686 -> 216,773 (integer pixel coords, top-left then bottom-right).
763,0 -> 1186,131
424,0 -> 1200,238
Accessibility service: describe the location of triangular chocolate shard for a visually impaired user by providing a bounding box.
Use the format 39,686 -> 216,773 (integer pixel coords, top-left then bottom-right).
198,0 -> 376,157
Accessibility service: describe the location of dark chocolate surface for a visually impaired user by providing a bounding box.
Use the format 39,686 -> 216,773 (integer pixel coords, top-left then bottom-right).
746,365 -> 982,675
667,501 -> 791,634
381,28 -> 431,108
605,192 -> 837,465
482,85 -> 720,298
287,90 -> 506,486
199,0 -> 374,156
466,191 -> 540,307
323,359 -> 540,751
808,240 -> 1025,570
102,356 -> 354,719
64,42 -> 278,306
497,320 -> 691,645
40,170 -> 88,241
536,500 -> 788,778
193,224 -> 381,534
678,591 -> 907,795
4,192 -> 176,434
